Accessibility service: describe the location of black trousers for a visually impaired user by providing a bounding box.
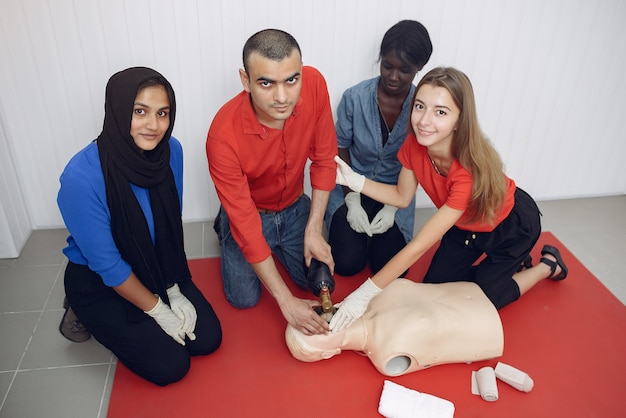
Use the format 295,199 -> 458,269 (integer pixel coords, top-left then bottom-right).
64,262 -> 222,386
423,188 -> 542,309
329,194 -> 408,277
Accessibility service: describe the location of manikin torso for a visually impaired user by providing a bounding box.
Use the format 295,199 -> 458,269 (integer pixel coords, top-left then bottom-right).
286,279 -> 504,376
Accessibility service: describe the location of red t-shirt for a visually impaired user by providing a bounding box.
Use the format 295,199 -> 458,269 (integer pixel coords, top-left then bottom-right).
207,66 -> 337,263
398,133 -> 515,232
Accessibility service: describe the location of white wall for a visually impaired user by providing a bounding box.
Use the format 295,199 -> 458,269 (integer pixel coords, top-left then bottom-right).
1,0 -> 625,238
0,114 -> 31,257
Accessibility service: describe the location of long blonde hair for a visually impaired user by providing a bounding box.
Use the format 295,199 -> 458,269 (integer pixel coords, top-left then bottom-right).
415,67 -> 506,225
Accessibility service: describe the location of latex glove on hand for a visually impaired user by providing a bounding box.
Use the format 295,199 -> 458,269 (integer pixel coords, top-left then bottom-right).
345,192 -> 372,237
166,283 -> 197,341
335,156 -> 365,193
144,296 -> 187,346
329,278 -> 382,332
370,204 -> 398,235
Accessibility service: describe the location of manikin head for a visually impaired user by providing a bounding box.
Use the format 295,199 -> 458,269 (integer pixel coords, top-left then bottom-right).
285,324 -> 343,361
285,320 -> 414,376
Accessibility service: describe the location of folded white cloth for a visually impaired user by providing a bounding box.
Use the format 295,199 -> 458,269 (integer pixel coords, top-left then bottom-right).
378,380 -> 455,418
495,362 -> 534,392
471,366 -> 498,401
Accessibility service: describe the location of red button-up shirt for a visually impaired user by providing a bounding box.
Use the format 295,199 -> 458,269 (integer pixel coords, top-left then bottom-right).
207,66 -> 337,263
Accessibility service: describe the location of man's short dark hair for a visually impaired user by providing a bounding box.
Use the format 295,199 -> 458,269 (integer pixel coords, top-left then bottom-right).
242,29 -> 302,73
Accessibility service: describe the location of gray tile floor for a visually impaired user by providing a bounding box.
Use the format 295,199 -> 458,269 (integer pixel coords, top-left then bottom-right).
0,195 -> 624,417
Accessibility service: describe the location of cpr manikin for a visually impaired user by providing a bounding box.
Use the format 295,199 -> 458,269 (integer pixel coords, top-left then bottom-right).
285,279 -> 503,376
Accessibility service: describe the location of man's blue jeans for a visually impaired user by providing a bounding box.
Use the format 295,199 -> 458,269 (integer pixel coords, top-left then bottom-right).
213,195 -> 310,308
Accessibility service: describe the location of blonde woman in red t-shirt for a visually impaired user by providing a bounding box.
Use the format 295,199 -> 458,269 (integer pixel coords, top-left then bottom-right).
331,67 -> 568,331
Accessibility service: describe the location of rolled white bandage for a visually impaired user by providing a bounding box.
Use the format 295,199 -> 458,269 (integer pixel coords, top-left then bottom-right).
471,366 -> 498,402
495,362 -> 534,392
379,380 -> 455,418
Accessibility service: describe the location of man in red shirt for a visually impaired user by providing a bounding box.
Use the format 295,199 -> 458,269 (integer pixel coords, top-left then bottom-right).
207,29 -> 337,335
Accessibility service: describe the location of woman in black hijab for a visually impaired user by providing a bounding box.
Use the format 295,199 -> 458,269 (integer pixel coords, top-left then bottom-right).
58,67 -> 222,386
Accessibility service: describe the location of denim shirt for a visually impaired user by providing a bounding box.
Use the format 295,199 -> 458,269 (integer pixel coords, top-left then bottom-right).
325,76 -> 415,242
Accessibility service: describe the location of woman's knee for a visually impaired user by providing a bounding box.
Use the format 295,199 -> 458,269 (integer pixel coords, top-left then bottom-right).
190,312 -> 223,355
334,256 -> 367,276
482,281 -> 520,310
147,353 -> 191,386
189,328 -> 222,356
119,341 -> 191,386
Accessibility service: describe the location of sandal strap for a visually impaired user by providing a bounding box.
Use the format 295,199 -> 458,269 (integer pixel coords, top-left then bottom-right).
540,256 -> 557,277
541,244 -> 568,281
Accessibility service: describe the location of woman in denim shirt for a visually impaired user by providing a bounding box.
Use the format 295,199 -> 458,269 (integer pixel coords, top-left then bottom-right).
326,20 -> 432,276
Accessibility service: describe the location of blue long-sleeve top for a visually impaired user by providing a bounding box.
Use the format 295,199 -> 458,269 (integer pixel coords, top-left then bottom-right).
325,77 -> 415,242
57,138 -> 183,287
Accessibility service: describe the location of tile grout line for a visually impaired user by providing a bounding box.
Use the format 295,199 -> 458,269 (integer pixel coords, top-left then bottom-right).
97,354 -> 117,418
0,362 -> 19,412
11,363 -> 115,373
0,260 -> 65,413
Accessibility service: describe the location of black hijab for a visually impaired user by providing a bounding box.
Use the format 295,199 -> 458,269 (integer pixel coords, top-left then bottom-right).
97,67 -> 189,308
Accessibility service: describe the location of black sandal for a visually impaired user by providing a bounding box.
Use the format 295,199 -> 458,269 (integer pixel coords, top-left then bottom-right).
516,254 -> 533,273
540,245 -> 568,281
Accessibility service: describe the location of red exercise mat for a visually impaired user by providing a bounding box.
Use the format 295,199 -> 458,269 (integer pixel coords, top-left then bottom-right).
107,232 -> 626,417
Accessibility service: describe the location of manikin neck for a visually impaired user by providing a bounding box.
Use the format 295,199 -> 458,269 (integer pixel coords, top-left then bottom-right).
338,316 -> 368,352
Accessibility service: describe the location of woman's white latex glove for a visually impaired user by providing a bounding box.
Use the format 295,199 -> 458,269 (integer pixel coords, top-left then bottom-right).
166,283 -> 198,341
345,192 -> 372,237
335,156 -> 365,193
370,204 -> 398,235
144,296 -> 187,346
329,278 -> 382,332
